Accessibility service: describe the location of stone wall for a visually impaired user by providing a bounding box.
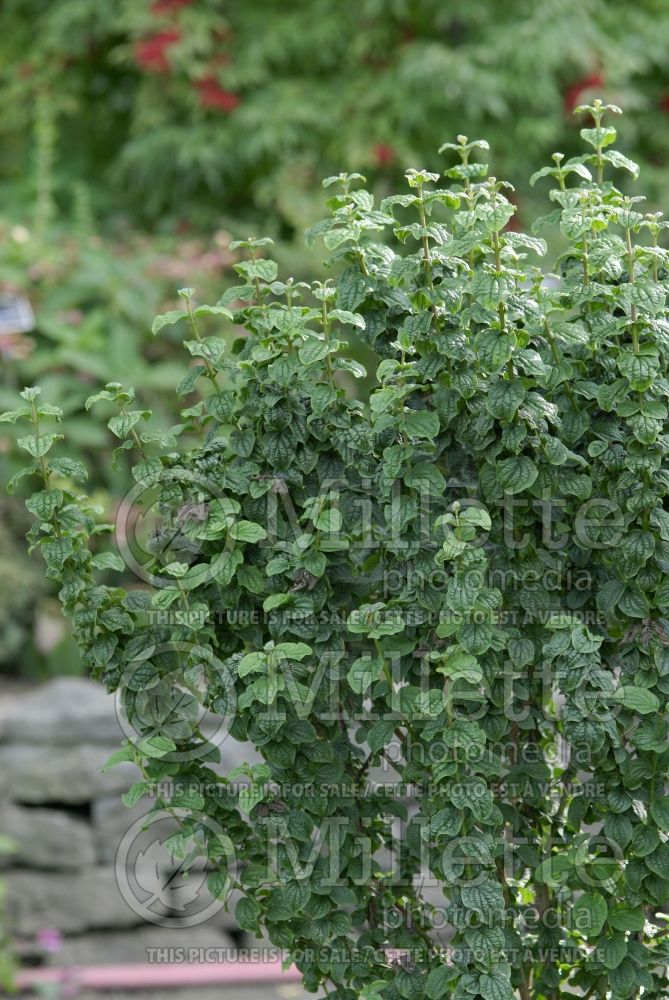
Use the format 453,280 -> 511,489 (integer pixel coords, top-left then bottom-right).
0,677 -> 257,967
0,676 -> 444,979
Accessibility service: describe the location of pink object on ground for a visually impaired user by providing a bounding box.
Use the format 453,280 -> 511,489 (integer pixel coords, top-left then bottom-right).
15,957 -> 302,992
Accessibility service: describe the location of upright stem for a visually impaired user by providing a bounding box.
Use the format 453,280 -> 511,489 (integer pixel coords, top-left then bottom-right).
582,233 -> 590,288
416,182 -> 434,292
625,226 -> 639,345
321,298 -> 334,385
120,404 -> 148,458
30,399 -> 50,489
186,299 -> 221,389
492,229 -> 507,335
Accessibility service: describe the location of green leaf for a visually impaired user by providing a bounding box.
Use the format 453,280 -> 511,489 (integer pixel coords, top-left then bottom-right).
235,895 -> 262,931
597,934 -> 627,970
314,508 -> 341,532
237,258 -> 278,282
347,656 -> 382,694
425,966 -> 458,999
298,339 -> 329,365
604,149 -> 639,177
617,351 -> 659,391
207,870 -> 232,900
152,310 -> 187,334
508,637 -> 534,668
367,719 -> 396,754
404,409 -> 440,439
194,304 -> 233,320
265,882 -> 310,920
177,365 -> 207,395
273,642 -> 312,660
461,879 -> 505,916
206,392 -> 237,422
136,735 -> 177,758
360,981 -> 389,1000
478,971 -> 514,1000
102,747 -> 135,772
437,649 -> 482,684
330,308 -> 365,329
91,552 -> 125,572
49,457 -> 87,481
239,783 -> 265,814
230,428 -> 255,457
229,521 -> 267,543
534,853 -> 572,886
18,433 -> 63,458
608,959 -> 636,997
572,891 -> 607,938
650,797 -> 669,831
122,781 -> 151,808
108,410 -> 149,439
471,268 -> 512,307
474,329 -> 515,370
611,686 -> 660,714
607,905 -> 645,932
0,406 -> 31,423
486,379 -> 525,420
238,652 -> 266,677
650,507 -> 669,541
496,456 -> 538,494
263,593 -> 291,611
25,490 -> 63,520
459,505 -> 491,530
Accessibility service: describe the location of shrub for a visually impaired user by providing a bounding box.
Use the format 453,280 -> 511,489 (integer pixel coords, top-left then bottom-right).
5,2 -> 669,231
0,835 -> 16,993
0,204 -> 233,677
4,101 -> 669,998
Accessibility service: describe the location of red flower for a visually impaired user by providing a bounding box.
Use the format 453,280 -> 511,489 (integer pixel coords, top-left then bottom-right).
195,75 -> 240,112
374,143 -> 395,168
150,0 -> 192,12
563,70 -> 604,113
660,94 -> 669,115
134,29 -> 180,74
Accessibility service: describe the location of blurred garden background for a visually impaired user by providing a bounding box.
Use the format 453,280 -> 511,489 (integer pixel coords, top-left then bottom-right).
2,0 -> 669,678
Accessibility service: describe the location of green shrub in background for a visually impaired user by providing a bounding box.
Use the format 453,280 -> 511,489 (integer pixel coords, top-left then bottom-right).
0,82 -> 238,674
0,504 -> 46,671
5,0 -> 669,680
3,1 -> 669,236
0,206 -> 235,675
0,836 -> 16,994
4,102 -> 669,997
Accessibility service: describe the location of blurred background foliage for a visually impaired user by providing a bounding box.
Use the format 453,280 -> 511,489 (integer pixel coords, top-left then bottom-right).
2,0 -> 669,676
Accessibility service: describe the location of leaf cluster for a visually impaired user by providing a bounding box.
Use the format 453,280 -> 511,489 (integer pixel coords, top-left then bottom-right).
4,102 -> 669,999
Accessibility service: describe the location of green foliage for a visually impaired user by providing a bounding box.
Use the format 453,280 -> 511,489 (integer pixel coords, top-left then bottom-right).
0,836 -> 16,994
4,2 -> 669,233
5,102 -> 669,998
0,199 -> 235,676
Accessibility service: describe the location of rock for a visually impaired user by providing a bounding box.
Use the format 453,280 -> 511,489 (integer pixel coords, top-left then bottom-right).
6,867 -> 141,935
91,795 -> 157,865
0,677 -> 123,746
0,744 -> 139,805
0,804 -> 95,870
185,889 -> 242,933
56,924 -> 236,965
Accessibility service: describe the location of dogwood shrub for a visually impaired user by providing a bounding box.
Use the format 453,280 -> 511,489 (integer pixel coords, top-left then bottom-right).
4,101 -> 669,998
